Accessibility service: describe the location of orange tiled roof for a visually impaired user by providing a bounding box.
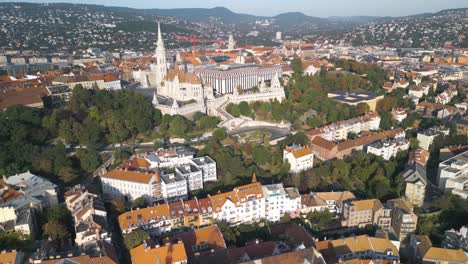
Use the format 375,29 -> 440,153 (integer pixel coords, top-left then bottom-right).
349,199 -> 382,211
164,68 -> 201,85
0,252 -> 18,264
311,137 -> 337,151
285,146 -> 313,159
130,242 -> 187,264
233,182 -> 264,202
41,255 -> 116,264
118,203 -> 170,230
103,169 -> 157,184
210,191 -> 239,212
175,224 -> 227,257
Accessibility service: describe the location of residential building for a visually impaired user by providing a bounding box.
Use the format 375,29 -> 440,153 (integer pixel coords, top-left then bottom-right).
174,224 -> 227,263
269,222 -> 316,249
101,169 -> 161,202
305,112 -> 381,142
227,241 -> 288,263
422,248 -> 468,264
0,82 -> 49,110
455,118 -> 468,136
143,147 -> 195,168
388,198 -> 418,241
417,126 -> 450,150
262,184 -> 301,222
409,148 -> 431,165
160,173 -> 188,201
64,185 -> 111,254
118,177 -> 301,235
392,108 -> 408,123
52,75 -> 105,90
341,199 -> 385,228
327,91 -> 384,111
240,247 -> 326,264
0,172 -> 58,237
442,226 -> 468,252
191,156 -> 217,182
301,191 -> 356,214
410,235 -> 433,264
130,240 -> 187,264
283,145 -> 314,173
0,251 -> 24,264
46,84 -> 72,105
437,150 -> 468,199
366,137 -> 410,160
35,255 -> 116,264
175,164 -> 203,191
402,164 -> 428,206
315,235 -> 400,263
310,128 -> 405,161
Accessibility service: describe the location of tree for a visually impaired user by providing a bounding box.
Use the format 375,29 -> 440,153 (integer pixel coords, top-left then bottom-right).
124,229 -> 149,250
252,145 -> 269,165
307,210 -> 335,231
76,148 -> 101,172
409,138 -> 420,150
226,103 -> 240,118
132,197 -> 148,209
356,102 -> 370,115
57,166 -> 78,183
213,127 -> 227,141
379,112 -> 396,130
110,199 -> 127,216
238,101 -> 251,117
291,58 -> 303,78
43,221 -> 69,241
169,116 -> 188,137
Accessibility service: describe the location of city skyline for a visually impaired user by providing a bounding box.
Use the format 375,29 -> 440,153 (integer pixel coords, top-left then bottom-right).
2,0 -> 467,17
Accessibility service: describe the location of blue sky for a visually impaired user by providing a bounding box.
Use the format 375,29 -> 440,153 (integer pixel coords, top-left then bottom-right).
3,0 -> 467,17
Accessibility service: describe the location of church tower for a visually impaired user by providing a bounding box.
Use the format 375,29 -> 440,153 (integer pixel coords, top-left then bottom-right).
228,33 -> 235,51
155,22 -> 167,86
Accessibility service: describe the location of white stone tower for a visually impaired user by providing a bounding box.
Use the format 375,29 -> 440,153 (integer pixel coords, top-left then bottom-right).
155,22 -> 167,86
228,33 -> 235,51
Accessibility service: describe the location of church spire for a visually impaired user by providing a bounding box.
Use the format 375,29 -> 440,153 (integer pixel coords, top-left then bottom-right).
157,22 -> 164,50
251,171 -> 257,183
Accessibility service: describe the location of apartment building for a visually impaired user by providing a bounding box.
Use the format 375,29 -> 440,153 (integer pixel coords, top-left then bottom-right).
101,169 -> 161,202
160,173 -> 188,201
283,145 -> 314,173
410,234 -> 468,264
417,126 -> 450,150
191,156 -> 217,182
388,198 -> 418,241
437,150 -> 468,199
175,164 -> 203,191
262,184 -> 301,222
0,172 -> 58,237
130,240 -> 187,264
341,199 -> 385,228
403,164 -> 428,207
366,137 -> 410,160
310,128 -> 405,161
118,178 -> 301,235
301,191 -> 356,214
64,185 -> 112,254
315,235 -> 400,263
305,112 -> 381,142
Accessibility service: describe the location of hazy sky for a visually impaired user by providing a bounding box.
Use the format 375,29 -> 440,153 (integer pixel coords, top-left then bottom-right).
3,0 -> 467,17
